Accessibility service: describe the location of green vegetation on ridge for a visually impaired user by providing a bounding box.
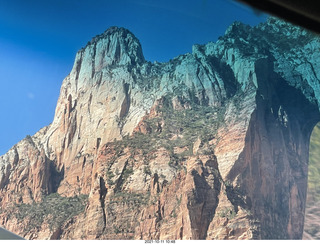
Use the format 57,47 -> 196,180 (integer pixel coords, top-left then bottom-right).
0,193 -> 88,233
111,95 -> 225,172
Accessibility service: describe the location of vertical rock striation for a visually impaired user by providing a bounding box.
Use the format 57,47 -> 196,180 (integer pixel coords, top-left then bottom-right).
0,18 -> 320,239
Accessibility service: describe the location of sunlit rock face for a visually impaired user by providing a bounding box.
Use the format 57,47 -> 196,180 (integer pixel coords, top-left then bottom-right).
0,18 -> 320,240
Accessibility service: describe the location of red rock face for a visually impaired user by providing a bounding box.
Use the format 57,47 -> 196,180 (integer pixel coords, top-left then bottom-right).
0,19 -> 320,240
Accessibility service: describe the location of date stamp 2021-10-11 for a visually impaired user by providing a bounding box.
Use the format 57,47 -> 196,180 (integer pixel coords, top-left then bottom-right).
145,240 -> 176,244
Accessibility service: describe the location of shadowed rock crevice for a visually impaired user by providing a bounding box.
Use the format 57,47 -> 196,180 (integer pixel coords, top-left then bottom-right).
119,83 -> 131,120
99,177 -> 107,230
187,158 -> 222,239
49,162 -> 64,194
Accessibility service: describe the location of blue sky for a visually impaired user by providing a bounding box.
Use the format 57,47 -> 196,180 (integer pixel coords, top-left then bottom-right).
0,0 -> 267,155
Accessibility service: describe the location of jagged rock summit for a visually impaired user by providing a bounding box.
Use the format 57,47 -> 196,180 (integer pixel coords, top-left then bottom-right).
80,26 -> 145,67
0,17 -> 320,240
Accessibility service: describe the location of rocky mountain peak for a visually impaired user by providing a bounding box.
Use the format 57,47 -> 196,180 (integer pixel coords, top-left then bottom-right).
67,26 -> 145,92
224,21 -> 251,37
263,16 -> 310,36
71,26 -> 145,86
84,26 -> 145,65
221,17 -> 316,50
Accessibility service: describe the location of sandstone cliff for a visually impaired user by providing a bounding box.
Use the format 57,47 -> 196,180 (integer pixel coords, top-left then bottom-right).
0,18 -> 319,240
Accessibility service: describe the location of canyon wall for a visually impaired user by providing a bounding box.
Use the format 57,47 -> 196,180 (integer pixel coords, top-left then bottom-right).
0,17 -> 319,239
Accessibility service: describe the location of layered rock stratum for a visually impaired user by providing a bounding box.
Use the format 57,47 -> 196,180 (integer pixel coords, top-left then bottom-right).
0,17 -> 320,240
